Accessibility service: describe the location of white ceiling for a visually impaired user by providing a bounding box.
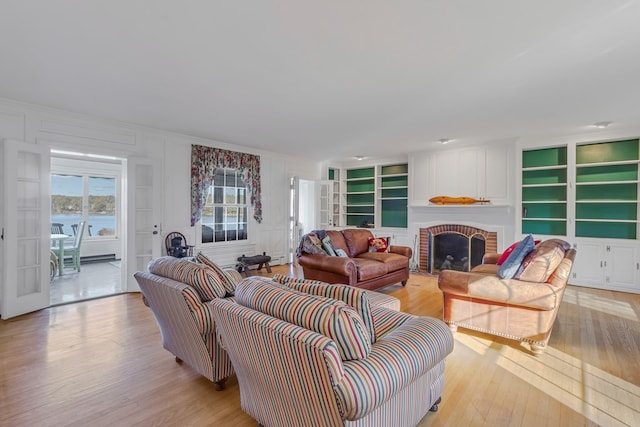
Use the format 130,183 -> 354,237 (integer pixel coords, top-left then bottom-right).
2,1 -> 640,161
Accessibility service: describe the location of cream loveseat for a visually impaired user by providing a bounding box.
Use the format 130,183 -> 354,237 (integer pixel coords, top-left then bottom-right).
438,237 -> 576,355
210,276 -> 454,427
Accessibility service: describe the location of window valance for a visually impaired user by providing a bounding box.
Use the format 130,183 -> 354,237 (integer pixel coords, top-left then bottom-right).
190,144 -> 262,226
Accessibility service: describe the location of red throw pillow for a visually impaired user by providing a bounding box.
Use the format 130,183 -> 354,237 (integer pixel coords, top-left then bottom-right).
497,239 -> 540,265
368,237 -> 388,253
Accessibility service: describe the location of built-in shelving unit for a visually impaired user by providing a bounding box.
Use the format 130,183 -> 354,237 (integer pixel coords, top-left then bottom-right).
345,167 -> 375,227
328,168 -> 341,227
378,163 -> 408,228
521,146 -> 568,236
575,139 -> 639,239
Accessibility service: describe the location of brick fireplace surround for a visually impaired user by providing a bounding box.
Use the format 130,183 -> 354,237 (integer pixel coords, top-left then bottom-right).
419,224 -> 497,274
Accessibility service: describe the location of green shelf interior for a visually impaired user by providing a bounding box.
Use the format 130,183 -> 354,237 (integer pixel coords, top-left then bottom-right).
522,147 -> 567,168
522,168 -> 567,185
522,186 -> 566,202
381,175 -> 408,187
576,221 -> 637,239
522,203 -> 566,219
346,180 -> 375,193
576,163 -> 638,183
576,139 -> 639,164
381,199 -> 408,228
522,220 -> 566,236
381,188 -> 408,198
576,183 -> 637,200
346,205 -> 374,214
347,193 -> 375,205
347,167 -> 375,179
346,214 -> 374,227
381,164 -> 408,175
576,202 -> 638,221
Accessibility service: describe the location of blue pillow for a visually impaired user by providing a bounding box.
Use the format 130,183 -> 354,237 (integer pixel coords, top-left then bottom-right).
497,234 -> 535,279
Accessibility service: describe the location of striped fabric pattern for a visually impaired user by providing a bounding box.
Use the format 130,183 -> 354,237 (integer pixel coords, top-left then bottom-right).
148,256 -> 227,300
210,298 -> 346,426
364,290 -> 401,312
369,305 -> 410,339
196,252 -> 240,295
235,278 -> 372,360
272,274 -> 376,343
335,316 -> 454,420
345,363 -> 445,427
134,272 -> 233,383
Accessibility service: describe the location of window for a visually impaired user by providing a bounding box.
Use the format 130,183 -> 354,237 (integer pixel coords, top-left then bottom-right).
51,174 -> 117,238
201,169 -> 248,243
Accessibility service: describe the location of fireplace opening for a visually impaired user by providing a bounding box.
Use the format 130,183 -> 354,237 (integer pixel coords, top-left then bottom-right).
429,232 -> 486,273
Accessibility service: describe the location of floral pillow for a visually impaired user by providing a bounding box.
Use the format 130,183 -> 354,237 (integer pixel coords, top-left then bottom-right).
368,237 -> 389,253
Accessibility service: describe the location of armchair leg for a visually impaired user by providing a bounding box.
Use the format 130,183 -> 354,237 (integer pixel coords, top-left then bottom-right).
401,280 -> 407,286
175,356 -> 183,364
430,397 -> 442,412
213,378 -> 227,391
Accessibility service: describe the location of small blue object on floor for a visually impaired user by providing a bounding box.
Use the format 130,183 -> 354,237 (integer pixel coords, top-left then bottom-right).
236,253 -> 272,276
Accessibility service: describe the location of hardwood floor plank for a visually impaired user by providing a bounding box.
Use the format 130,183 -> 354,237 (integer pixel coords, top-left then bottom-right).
1,265 -> 639,426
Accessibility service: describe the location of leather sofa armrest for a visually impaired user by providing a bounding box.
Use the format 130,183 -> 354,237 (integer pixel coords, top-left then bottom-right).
388,245 -> 412,258
298,254 -> 358,276
482,253 -> 501,264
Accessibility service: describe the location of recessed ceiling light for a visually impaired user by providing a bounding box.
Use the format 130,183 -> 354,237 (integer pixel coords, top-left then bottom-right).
593,121 -> 612,129
354,156 -> 366,161
438,138 -> 451,145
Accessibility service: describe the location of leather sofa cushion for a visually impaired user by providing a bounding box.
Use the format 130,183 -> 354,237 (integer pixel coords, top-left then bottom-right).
471,263 -> 500,275
235,277 -> 371,360
343,229 -> 375,258
357,252 -> 409,272
518,239 -> 571,282
326,230 -> 349,254
438,270 -> 559,310
354,258 -> 388,281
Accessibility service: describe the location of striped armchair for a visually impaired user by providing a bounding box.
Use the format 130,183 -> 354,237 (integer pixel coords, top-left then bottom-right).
210,277 -> 454,427
134,255 -> 242,390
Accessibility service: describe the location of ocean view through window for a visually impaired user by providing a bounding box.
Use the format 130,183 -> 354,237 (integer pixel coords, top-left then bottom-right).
51,174 -> 117,237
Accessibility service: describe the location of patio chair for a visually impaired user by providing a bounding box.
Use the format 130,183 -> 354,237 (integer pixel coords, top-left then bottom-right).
52,220 -> 86,273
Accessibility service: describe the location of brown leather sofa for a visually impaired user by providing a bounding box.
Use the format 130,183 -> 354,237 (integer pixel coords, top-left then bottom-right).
297,229 -> 412,291
438,239 -> 576,355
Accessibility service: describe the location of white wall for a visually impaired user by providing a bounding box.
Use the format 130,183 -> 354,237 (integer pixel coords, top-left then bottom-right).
0,97 -> 322,275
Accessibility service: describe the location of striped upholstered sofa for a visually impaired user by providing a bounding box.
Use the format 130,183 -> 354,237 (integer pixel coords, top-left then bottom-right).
210,276 -> 454,427
134,254 -> 243,390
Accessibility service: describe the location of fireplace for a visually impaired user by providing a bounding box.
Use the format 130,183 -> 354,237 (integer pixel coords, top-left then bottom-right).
419,225 -> 497,274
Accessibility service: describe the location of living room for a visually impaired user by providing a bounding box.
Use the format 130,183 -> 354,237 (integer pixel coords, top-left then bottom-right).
1,2 -> 640,426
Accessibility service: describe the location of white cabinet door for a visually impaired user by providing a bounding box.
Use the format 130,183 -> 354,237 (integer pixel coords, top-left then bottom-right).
1,140 -> 51,319
408,151 -> 431,206
572,239 -> 640,293
607,243 -> 639,293
485,144 -> 511,204
571,240 -> 606,288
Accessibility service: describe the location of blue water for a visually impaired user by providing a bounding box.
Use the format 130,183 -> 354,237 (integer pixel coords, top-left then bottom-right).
51,214 -> 116,236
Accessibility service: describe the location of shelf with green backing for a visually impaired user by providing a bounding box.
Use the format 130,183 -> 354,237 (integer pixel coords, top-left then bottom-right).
521,146 -> 568,237
574,139 -> 639,240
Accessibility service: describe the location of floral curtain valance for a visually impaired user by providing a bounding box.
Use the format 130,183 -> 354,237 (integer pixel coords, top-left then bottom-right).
190,144 -> 262,226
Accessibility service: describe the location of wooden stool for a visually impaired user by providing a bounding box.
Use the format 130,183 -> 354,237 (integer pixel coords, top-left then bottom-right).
236,253 -> 272,276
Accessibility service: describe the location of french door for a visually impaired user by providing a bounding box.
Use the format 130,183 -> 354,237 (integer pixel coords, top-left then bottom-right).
1,140 -> 51,319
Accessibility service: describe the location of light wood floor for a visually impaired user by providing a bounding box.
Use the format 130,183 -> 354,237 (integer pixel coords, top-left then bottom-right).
1,264 -> 639,426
